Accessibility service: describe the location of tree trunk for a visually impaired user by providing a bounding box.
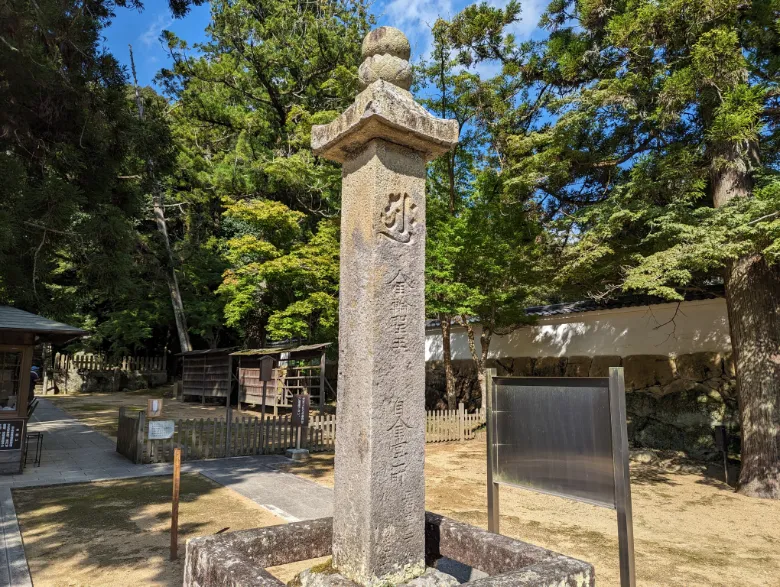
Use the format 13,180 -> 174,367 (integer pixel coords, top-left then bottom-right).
724,254 -> 780,498
711,140 -> 780,498
153,193 -> 192,353
130,46 -> 192,354
463,317 -> 492,412
440,314 -> 457,409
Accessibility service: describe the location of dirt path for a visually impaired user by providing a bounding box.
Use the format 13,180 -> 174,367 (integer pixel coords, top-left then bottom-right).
13,474 -> 284,586
282,444 -> 780,587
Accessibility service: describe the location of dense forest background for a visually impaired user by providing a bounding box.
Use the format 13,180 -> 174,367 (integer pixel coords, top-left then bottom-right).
1,0 -> 779,496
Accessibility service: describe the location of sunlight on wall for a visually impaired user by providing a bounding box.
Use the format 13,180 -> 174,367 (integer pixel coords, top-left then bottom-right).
425,299 -> 731,361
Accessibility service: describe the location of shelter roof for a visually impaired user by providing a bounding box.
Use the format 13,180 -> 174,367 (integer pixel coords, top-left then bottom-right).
177,347 -> 239,357
0,306 -> 88,343
230,342 -> 331,357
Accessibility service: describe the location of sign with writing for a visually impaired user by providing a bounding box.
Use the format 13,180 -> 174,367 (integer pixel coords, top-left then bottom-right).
148,420 -> 175,440
260,356 -> 274,382
0,420 -> 24,450
147,398 -> 163,418
291,394 -> 310,427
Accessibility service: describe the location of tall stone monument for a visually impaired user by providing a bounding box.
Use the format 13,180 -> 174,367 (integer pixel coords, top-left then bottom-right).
311,27 -> 458,586
184,25 -> 595,587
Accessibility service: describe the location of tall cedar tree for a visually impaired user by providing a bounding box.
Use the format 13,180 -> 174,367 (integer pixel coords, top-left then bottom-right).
449,0 -> 780,497
0,1 -> 142,320
158,0 -> 371,346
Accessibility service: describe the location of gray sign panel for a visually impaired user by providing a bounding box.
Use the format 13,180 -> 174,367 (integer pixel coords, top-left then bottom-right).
493,377 -> 616,508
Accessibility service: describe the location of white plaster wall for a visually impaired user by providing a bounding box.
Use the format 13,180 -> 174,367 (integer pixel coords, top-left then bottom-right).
425,298 -> 731,361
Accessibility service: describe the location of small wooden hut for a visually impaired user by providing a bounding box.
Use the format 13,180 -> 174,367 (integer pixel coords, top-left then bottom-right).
179,348 -> 237,403
231,343 -> 331,414
0,306 -> 87,474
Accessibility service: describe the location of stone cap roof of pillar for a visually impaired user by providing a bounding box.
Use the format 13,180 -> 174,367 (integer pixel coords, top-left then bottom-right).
311,79 -> 459,163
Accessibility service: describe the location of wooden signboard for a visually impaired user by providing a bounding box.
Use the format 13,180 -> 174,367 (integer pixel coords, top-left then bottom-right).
260,356 -> 274,382
147,398 -> 163,418
0,420 -> 24,450
291,394 -> 310,427
149,420 -> 175,440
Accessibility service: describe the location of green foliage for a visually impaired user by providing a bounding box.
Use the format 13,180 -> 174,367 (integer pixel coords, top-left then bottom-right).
0,0 -> 146,330
418,19 -> 551,367
449,0 -> 780,300
159,0 -> 371,345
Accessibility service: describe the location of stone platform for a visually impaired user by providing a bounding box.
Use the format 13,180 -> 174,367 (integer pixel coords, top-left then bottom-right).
184,513 -> 595,587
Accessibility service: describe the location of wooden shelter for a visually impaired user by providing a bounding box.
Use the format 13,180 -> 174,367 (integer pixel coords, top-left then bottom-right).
179,348 -> 237,403
231,343 -> 331,414
0,306 -> 87,474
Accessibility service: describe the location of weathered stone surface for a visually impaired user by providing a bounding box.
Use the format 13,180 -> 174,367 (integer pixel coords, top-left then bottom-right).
512,357 -> 535,376
316,28 -> 461,585
185,513 -> 595,587
424,513 -> 594,586
361,26 -> 411,61
675,352 -> 723,381
564,356 -> 592,377
359,55 -> 412,90
587,355 -> 622,377
295,567 -> 460,587
184,517 -> 333,587
405,568 -> 460,586
623,355 -> 674,391
311,81 -> 459,164
532,356 -> 565,377
723,352 -> 736,377
329,137 -> 429,585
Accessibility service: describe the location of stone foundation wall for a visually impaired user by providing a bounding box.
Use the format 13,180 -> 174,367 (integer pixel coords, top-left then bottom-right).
53,368 -> 168,394
425,352 -> 739,458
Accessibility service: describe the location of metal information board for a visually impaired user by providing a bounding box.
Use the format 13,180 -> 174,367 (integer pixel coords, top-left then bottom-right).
486,367 -> 635,587
0,419 -> 24,450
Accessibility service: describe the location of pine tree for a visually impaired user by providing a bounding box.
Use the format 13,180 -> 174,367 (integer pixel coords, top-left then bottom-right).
450,0 -> 780,497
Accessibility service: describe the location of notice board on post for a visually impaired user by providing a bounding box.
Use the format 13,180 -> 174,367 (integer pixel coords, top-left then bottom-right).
486,368 -> 635,587
492,377 -> 615,507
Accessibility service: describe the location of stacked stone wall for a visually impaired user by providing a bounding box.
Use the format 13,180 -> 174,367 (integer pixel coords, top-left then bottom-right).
53,368 -> 168,394
425,352 -> 739,458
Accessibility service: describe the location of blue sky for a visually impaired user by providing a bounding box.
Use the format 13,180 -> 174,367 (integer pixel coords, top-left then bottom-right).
104,0 -> 549,88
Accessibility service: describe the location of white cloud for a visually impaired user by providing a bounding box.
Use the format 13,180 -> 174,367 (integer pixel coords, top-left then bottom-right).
139,13 -> 174,47
376,0 -> 546,63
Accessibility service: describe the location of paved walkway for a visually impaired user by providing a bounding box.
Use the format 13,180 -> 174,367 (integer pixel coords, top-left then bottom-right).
0,399 -> 333,586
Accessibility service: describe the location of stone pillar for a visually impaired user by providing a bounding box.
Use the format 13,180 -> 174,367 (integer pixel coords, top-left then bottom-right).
312,27 -> 458,586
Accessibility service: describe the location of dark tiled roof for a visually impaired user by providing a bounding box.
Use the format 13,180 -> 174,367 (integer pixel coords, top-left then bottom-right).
0,306 -> 88,339
524,288 -> 723,317
425,287 -> 724,328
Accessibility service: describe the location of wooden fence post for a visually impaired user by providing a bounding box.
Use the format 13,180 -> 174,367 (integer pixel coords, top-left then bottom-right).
136,411 -> 146,464
458,402 -> 465,442
171,447 -> 181,560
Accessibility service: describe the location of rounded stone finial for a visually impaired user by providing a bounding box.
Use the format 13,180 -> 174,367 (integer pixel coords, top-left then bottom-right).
358,27 -> 412,90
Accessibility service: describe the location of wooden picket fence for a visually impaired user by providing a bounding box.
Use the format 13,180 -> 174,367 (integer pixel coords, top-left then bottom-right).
144,414 -> 301,463
56,352 -> 167,373
426,405 -> 485,443
117,405 -> 484,464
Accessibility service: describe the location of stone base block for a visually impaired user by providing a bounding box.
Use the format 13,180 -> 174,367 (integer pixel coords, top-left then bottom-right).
294,566 -> 459,587
286,449 -> 310,462
184,514 -> 594,587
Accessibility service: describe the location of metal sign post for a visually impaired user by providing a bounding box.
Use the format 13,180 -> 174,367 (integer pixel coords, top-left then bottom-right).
486,367 -> 636,587
609,368 -> 636,587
